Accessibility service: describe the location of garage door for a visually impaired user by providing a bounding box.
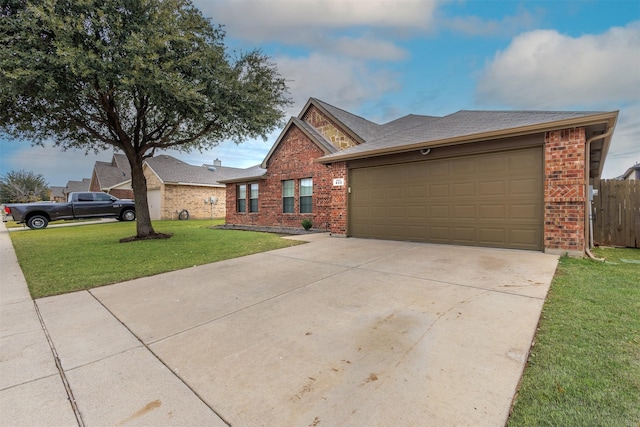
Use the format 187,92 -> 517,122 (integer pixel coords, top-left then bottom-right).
349,148 -> 543,250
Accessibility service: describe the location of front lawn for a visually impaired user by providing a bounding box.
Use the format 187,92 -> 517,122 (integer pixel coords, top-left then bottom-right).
8,219 -> 303,298
508,247 -> 640,426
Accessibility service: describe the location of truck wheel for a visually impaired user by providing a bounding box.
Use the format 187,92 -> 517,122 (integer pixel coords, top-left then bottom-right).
27,215 -> 49,229
120,209 -> 136,221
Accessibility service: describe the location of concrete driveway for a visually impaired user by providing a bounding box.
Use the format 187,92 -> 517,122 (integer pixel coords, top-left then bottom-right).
32,234 -> 558,426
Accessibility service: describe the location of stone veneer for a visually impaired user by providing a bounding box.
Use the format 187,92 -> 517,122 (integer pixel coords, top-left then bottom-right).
302,105 -> 359,150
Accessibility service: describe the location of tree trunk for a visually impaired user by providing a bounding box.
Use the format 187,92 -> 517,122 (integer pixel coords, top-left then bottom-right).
129,154 -> 156,238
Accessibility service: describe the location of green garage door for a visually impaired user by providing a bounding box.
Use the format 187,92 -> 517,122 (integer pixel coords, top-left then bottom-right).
349,148 -> 543,250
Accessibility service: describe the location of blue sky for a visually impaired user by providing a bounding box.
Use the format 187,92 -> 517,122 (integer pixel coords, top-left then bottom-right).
1,0 -> 639,186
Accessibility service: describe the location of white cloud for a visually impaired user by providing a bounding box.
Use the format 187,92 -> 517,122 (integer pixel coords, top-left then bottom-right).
275,53 -> 401,114
476,22 -> 640,108
195,0 -> 438,38
476,23 -> 640,179
193,0 -> 434,62
442,8 -> 541,37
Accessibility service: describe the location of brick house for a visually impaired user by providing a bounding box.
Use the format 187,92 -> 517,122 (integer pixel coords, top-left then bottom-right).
222,98 -> 618,256
89,153 -> 134,199
143,155 -> 255,220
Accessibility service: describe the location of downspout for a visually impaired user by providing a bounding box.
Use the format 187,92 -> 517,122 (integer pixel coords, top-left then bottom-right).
584,127 -> 614,261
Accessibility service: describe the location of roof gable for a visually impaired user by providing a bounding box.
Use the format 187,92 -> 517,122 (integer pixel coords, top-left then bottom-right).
261,117 -> 338,168
303,98 -> 382,143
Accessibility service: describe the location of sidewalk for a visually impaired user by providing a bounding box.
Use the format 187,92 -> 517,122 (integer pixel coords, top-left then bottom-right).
0,222 -> 227,426
0,222 -> 79,425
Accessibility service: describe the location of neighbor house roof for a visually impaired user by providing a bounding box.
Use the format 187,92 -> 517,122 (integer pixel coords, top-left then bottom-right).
65,178 -> 91,193
620,163 -> 640,180
93,153 -> 132,190
144,155 -> 251,187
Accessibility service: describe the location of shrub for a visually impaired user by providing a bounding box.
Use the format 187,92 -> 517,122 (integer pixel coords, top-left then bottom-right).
301,219 -> 313,231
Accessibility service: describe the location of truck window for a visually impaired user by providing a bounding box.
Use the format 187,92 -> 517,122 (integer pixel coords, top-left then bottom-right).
95,193 -> 113,202
77,193 -> 94,202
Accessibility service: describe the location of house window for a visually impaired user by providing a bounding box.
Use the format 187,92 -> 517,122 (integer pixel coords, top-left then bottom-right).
300,178 -> 313,213
283,180 -> 294,213
237,184 -> 246,213
249,183 -> 259,212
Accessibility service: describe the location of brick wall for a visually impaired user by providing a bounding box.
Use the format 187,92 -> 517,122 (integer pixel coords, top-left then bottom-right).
226,125 -> 348,234
544,128 -> 586,254
302,105 -> 359,150
109,189 -> 134,200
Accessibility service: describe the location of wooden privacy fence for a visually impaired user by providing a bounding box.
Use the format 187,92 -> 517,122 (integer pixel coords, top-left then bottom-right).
592,179 -> 640,248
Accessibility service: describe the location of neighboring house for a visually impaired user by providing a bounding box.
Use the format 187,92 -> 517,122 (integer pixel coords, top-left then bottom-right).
49,186 -> 65,202
89,153 -> 134,199
620,163 -> 640,181
63,178 -> 91,200
143,155 -> 252,220
221,97 -> 618,256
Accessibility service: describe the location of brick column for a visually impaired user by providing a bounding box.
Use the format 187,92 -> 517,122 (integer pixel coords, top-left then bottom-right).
544,128 -> 586,255
329,162 -> 348,235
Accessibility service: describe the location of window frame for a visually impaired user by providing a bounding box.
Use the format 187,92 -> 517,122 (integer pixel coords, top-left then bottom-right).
299,178 -> 313,214
282,179 -> 294,213
249,183 -> 259,213
237,184 -> 247,213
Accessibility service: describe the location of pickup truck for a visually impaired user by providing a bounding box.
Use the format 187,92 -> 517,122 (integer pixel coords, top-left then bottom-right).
4,192 -> 136,229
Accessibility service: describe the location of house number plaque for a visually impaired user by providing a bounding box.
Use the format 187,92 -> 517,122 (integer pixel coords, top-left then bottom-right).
333,178 -> 345,186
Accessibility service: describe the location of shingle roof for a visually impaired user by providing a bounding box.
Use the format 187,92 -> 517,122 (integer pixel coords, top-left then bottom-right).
320,109 -> 612,161
144,155 -> 252,186
65,178 -> 91,193
94,158 -> 131,189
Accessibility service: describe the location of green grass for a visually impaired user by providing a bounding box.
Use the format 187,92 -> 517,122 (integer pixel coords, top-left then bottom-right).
508,247 -> 640,426
8,219 -> 303,298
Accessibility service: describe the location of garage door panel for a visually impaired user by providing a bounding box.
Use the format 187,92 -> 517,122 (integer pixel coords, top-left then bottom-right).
510,229 -> 541,249
509,204 -> 540,220
510,178 -> 539,196
429,183 -> 449,197
478,156 -> 506,173
430,205 -> 450,218
509,151 -> 538,171
452,227 -> 476,243
453,205 -> 475,220
429,163 -> 450,177
479,180 -> 505,196
453,182 -> 476,197
407,185 -> 426,199
349,147 -> 543,250
479,204 -> 506,220
408,206 -> 426,218
452,159 -> 475,175
429,226 -> 451,241
479,228 -> 506,245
